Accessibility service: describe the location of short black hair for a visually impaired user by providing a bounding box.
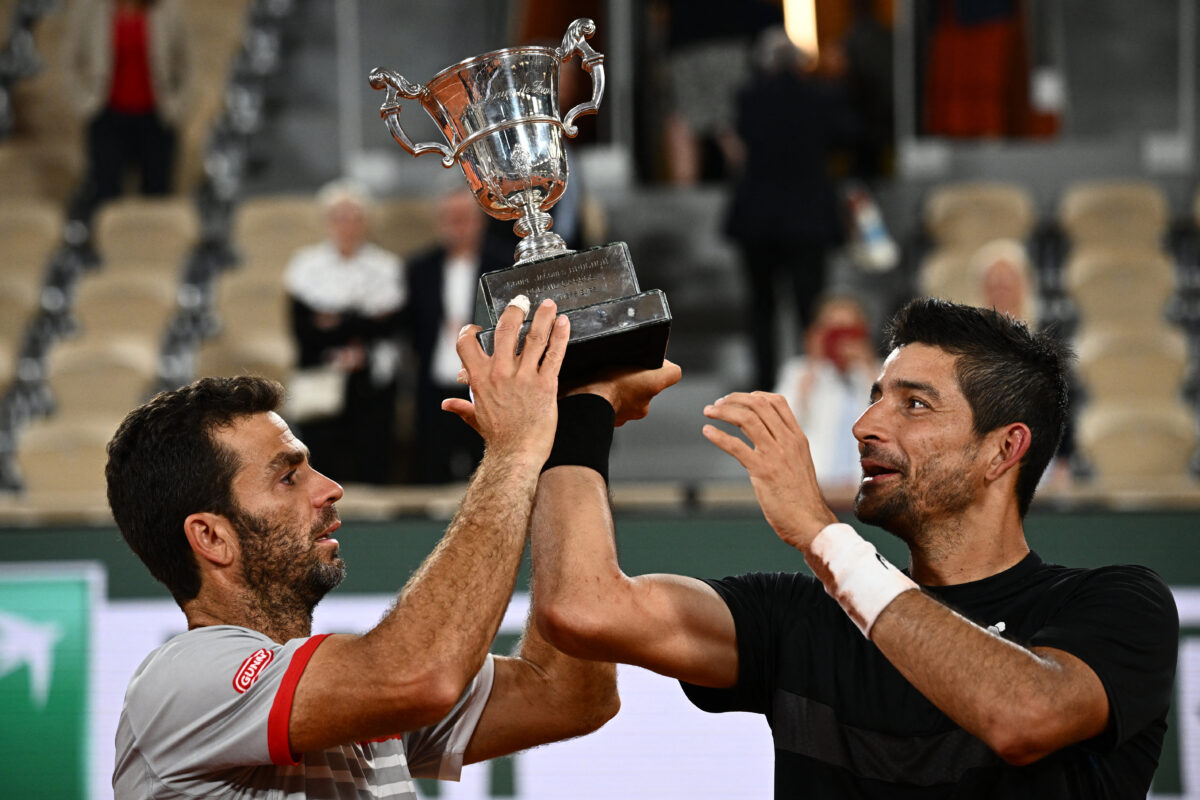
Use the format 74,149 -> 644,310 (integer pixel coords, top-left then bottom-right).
885,298 -> 1072,516
106,376 -> 284,605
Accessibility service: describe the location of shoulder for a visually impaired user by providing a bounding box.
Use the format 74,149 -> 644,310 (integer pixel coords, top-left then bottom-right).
359,242 -> 403,273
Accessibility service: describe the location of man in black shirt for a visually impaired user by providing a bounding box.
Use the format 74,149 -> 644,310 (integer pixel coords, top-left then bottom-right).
520,298 -> 1178,797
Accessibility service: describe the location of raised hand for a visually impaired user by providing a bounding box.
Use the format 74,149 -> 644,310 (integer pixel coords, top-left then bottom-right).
701,391 -> 837,551
564,359 -> 683,426
442,297 -> 570,466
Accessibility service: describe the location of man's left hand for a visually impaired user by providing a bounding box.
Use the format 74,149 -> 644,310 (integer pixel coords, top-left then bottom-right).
702,391 -> 838,550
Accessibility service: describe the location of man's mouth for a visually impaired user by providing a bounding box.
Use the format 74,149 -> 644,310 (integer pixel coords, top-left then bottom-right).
316,518 -> 341,545
860,459 -> 902,483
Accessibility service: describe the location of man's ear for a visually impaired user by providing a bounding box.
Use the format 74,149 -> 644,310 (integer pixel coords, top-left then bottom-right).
985,423 -> 1031,482
183,512 -> 238,568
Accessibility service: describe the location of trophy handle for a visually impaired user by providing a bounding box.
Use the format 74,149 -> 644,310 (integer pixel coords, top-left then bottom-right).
368,67 -> 456,167
556,18 -> 605,137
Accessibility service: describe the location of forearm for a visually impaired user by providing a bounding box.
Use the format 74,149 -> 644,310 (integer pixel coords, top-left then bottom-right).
531,466 -> 739,686
530,465 -> 627,656
465,610 -> 618,764
869,591 -> 1107,764
365,449 -> 541,693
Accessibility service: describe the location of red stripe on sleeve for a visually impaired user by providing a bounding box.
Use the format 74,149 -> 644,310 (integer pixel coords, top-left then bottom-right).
267,634 -> 332,766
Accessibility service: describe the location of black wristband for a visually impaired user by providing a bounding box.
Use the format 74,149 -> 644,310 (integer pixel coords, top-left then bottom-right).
542,394 -> 616,482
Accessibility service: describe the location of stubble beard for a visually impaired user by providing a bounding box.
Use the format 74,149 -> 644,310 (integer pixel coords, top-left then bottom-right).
854,446 -> 980,549
233,504 -> 346,631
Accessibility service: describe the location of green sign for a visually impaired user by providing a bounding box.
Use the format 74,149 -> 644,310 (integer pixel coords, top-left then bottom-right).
0,563 -> 103,799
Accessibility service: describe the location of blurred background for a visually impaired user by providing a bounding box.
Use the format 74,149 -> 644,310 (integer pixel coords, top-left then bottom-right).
1,1 -> 1199,797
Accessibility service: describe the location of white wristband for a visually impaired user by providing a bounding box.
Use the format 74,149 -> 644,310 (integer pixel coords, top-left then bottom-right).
804,523 -> 918,637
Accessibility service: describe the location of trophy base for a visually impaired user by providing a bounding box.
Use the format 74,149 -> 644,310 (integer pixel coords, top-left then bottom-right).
477,289 -> 672,381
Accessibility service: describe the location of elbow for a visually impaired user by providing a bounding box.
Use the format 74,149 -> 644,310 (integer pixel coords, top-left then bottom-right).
983,705 -> 1061,766
376,665 -> 470,731
534,597 -> 612,660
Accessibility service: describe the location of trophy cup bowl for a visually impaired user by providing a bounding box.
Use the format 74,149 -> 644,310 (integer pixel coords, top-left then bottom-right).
369,18 -> 670,380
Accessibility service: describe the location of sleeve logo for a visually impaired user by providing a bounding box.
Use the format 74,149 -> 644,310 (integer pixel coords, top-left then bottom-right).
233,648 -> 274,694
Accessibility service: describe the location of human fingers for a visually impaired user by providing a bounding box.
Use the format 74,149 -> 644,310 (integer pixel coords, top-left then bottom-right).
701,421 -> 756,469
492,294 -> 532,365
441,396 -> 479,433
455,323 -> 487,376
539,311 -> 570,378
516,298 -> 559,377
704,394 -> 776,448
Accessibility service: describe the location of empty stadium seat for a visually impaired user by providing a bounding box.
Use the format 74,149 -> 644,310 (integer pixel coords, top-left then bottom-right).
1065,243 -> 1175,324
45,338 -> 159,421
1075,325 -> 1188,403
73,273 -> 178,341
15,417 -> 116,498
923,182 -> 1036,246
93,197 -> 199,269
1059,180 -> 1169,245
1078,401 -> 1197,487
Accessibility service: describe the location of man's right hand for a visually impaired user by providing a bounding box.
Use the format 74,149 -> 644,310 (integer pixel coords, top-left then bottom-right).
564,359 -> 682,426
443,297 -> 570,465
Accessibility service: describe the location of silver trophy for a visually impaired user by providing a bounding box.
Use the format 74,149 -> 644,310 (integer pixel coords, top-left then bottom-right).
369,18 -> 670,380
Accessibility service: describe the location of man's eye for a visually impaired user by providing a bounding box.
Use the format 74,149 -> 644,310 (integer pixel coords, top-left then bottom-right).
908,397 -> 929,410
281,470 -> 297,486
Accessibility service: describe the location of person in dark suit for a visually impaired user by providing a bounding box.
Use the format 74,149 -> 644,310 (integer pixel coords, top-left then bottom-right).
402,187 -> 512,484
724,27 -> 858,392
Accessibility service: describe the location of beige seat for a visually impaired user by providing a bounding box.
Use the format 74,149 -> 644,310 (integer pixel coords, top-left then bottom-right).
1064,244 -> 1175,324
195,336 -> 296,385
234,195 -> 321,268
1075,325 -> 1188,403
0,140 -> 83,203
1078,401 -> 1197,486
0,198 -> 62,270
0,342 -> 14,397
0,276 -> 38,342
1059,180 -> 1168,245
93,197 -> 199,269
924,182 -> 1036,246
15,417 -> 118,498
45,338 -> 159,421
73,273 -> 178,340
917,245 -> 976,305
215,269 -> 292,339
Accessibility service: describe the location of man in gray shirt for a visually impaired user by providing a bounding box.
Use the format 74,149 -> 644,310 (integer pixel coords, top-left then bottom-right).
107,299 -> 617,798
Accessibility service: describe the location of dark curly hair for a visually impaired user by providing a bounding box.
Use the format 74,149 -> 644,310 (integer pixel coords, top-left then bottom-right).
106,376 -> 284,605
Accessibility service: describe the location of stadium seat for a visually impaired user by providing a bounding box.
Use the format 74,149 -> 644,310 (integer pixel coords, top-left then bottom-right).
15,417 -> 116,498
1077,401 -> 1197,487
923,182 -> 1036,246
73,273 -> 178,341
45,338 -> 159,422
1065,243 -> 1174,324
1075,325 -> 1188,403
1059,180 -> 1169,245
93,197 -> 199,269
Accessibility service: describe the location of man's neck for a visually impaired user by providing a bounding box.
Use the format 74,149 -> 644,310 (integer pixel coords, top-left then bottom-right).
184,589 -> 313,644
904,504 -> 1029,587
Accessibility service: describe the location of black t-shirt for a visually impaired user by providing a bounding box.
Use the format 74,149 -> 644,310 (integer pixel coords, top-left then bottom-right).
682,552 -> 1178,798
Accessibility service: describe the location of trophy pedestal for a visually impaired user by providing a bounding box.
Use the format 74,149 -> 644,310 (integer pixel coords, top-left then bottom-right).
475,242 -> 672,381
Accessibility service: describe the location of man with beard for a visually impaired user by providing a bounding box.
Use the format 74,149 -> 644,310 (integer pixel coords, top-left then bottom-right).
529,298 -> 1178,797
106,299 -> 621,798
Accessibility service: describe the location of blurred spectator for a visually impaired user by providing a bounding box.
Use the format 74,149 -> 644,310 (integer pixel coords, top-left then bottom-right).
724,27 -> 857,391
401,186 -> 511,484
284,180 -> 405,485
839,0 -> 895,181
774,292 -> 878,494
660,0 -> 781,184
65,0 -> 191,224
968,237 -> 1037,323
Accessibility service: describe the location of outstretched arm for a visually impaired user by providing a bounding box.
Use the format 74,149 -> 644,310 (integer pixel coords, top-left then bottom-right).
463,609 -> 619,764
702,391 -> 1111,764
289,298 -> 569,753
529,362 -> 743,689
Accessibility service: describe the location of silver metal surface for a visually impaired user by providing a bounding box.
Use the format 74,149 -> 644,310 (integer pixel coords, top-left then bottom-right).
369,18 -> 605,264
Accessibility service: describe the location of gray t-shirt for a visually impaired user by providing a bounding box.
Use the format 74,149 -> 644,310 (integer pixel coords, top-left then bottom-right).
114,625 -> 494,799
